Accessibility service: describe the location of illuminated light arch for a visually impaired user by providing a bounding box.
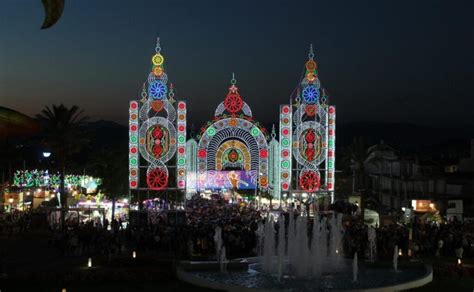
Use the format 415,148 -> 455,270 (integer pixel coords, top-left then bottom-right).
215,139 -> 252,170
199,123 -> 263,171
197,75 -> 269,190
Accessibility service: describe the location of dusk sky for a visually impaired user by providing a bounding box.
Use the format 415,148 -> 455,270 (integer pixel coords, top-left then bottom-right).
1,0 -> 472,127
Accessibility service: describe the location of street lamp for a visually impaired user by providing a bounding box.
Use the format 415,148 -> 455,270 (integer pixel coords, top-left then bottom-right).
42,151 -> 51,158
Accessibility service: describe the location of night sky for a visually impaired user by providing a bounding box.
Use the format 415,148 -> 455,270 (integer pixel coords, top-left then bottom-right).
1,0 -> 473,127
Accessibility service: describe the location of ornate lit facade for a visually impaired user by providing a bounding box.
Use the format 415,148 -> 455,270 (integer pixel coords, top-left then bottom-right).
129,40 -> 335,202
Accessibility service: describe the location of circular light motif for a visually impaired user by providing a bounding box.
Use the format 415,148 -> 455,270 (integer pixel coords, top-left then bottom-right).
224,93 -> 244,113
259,149 -> 268,158
251,127 -> 260,137
306,60 -> 317,71
152,54 -> 164,66
302,85 -> 319,104
149,81 -> 167,100
178,158 -> 186,165
178,102 -> 186,110
198,149 -> 207,158
206,126 -> 216,136
130,102 -> 138,109
130,181 -> 137,187
282,106 -> 290,114
282,182 -> 289,190
146,168 -> 168,190
299,170 -> 320,192
281,160 -> 290,169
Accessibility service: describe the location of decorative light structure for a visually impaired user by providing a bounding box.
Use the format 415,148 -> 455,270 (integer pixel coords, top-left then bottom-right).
128,37 -> 186,194
176,101 -> 187,189
285,44 -> 336,202
127,42 -> 335,204
279,105 -> 292,193
185,138 -> 198,198
268,125 -> 280,200
13,170 -> 100,192
197,74 -> 269,191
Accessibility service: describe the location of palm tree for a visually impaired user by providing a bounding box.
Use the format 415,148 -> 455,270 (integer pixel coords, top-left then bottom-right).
36,104 -> 88,226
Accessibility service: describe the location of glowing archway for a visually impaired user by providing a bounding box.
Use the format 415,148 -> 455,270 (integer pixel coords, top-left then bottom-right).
215,139 -> 251,171
197,76 -> 269,190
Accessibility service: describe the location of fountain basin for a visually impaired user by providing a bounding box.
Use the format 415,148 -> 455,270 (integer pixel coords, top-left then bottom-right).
177,258 -> 432,292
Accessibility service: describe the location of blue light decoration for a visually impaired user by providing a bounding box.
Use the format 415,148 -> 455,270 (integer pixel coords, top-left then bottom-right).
148,80 -> 167,100
302,85 -> 319,104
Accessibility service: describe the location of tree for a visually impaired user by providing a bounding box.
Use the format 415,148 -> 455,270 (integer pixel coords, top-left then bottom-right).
36,104 -> 88,227
89,148 -> 128,221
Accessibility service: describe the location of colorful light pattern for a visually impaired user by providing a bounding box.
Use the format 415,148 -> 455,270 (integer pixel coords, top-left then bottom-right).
185,138 -> 198,198
128,41 -> 336,203
129,37 -> 186,192
148,80 -> 167,100
198,76 -> 269,190
279,105 -> 292,192
290,45 -> 336,201
176,101 -> 187,189
13,170 -> 101,193
268,126 -> 281,199
129,101 -> 139,189
302,85 -> 319,104
327,106 -> 336,192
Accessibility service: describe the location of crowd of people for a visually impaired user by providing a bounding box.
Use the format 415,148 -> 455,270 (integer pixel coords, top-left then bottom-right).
343,218 -> 474,260
2,196 -> 474,264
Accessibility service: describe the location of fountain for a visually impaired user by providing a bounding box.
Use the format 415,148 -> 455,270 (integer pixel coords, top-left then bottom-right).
178,212 -> 433,291
213,226 -> 227,273
368,226 -> 376,262
260,212 -> 344,278
393,245 -> 399,272
352,252 -> 358,283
